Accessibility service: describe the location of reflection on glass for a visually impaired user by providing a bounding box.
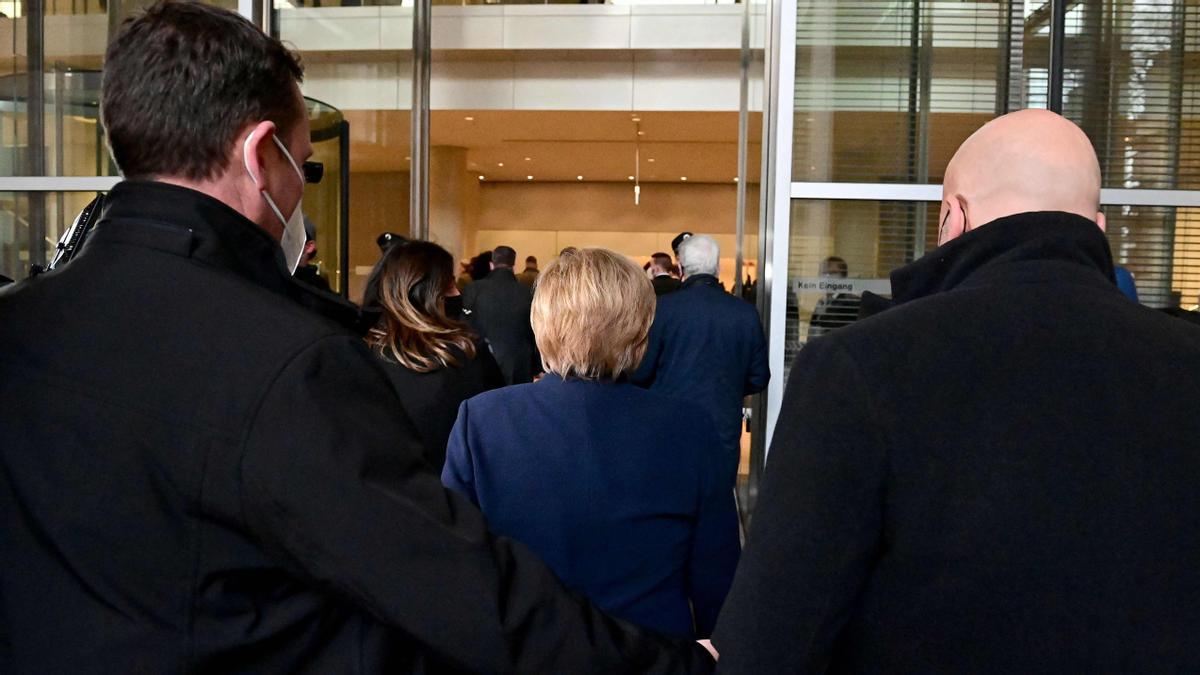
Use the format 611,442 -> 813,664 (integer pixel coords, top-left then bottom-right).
0,191 -> 96,280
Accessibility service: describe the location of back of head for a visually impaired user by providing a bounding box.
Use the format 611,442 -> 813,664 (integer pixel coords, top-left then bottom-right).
525,255 -> 538,269
532,248 -> 655,380
940,109 -> 1104,243
492,246 -> 517,269
469,251 -> 493,280
671,232 -> 694,257
678,235 -> 720,278
821,256 -> 848,278
102,1 -> 304,181
366,240 -> 475,372
651,252 -> 673,274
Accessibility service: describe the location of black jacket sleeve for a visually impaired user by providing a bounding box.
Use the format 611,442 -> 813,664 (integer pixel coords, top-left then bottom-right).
713,337 -> 885,673
743,312 -> 770,395
239,335 -> 712,674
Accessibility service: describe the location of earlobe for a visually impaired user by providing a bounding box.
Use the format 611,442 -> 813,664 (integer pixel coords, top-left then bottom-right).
938,197 -> 966,245
1095,210 -> 1107,232
242,121 -> 277,192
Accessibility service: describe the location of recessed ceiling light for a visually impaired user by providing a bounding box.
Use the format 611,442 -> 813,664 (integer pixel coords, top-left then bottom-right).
404,156 -> 411,161
632,117 -> 641,122
647,158 -> 655,163
524,157 -> 532,161
479,175 -> 485,181
527,175 -> 534,180
576,175 -> 584,181
733,177 -> 739,182
628,176 -> 635,181
680,176 -> 688,181
498,162 -> 504,167
465,116 -> 475,121
637,131 -> 644,136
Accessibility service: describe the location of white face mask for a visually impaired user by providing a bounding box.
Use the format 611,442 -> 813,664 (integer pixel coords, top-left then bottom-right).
243,131 -> 306,275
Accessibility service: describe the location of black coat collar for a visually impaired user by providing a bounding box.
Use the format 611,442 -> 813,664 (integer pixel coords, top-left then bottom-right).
487,268 -> 518,282
88,180 -> 370,333
682,274 -> 721,290
889,211 -> 1116,306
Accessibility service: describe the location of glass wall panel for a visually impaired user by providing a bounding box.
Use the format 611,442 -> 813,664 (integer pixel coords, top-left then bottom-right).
793,0 -> 1042,186
0,190 -> 96,281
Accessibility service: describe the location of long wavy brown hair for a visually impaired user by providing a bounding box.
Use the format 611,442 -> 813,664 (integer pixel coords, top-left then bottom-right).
364,240 -> 477,373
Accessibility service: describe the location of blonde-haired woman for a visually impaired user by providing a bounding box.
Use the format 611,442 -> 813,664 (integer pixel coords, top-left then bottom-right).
442,247 -> 739,638
365,240 -> 504,469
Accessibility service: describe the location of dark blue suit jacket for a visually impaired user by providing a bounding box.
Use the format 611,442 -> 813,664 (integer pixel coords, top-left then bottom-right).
633,275 -> 770,477
442,375 -> 740,638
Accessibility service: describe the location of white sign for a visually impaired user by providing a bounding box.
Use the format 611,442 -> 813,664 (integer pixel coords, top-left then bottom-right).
792,276 -> 892,295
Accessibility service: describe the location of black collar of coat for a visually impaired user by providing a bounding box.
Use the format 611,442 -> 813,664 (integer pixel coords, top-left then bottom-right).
89,180 -> 372,334
682,273 -> 721,290
888,210 -> 1116,306
487,268 -> 517,281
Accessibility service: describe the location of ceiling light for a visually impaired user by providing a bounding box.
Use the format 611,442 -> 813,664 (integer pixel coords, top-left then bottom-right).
465,116 -> 475,121
479,175 -> 485,181
733,177 -> 739,182
404,156 -> 411,161
628,175 -> 635,181
637,131 -> 644,136
648,158 -> 655,163
524,157 -> 532,161
498,162 -> 504,167
680,176 -> 688,181
576,175 -> 584,181
527,175 -> 534,180
632,117 -> 641,122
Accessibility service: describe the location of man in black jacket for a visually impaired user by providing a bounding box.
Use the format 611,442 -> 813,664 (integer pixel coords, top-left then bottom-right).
462,245 -> 539,384
714,109 -> 1200,672
650,251 -> 682,296
0,4 -> 711,672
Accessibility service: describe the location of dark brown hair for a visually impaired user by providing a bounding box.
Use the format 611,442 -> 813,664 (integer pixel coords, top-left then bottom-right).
101,1 -> 305,181
365,241 -> 477,373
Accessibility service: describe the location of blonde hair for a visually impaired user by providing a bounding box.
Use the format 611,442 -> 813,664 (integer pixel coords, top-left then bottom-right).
532,247 -> 655,380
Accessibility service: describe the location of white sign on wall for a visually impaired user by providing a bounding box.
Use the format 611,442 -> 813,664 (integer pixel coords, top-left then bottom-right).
792,277 -> 892,295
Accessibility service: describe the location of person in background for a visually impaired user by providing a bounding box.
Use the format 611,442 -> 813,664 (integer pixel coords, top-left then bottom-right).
0,3 -> 713,671
517,255 -> 540,288
633,235 -> 769,485
444,247 -> 740,640
468,250 -> 493,281
462,245 -> 538,384
714,109 -> 1200,673
455,258 -> 473,292
650,251 -> 682,296
293,215 -> 333,293
364,240 -> 504,469
377,231 -> 407,252
1114,265 -> 1139,302
807,255 -> 862,339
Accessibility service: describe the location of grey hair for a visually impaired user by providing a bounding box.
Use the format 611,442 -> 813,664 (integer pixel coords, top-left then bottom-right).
678,234 -> 720,277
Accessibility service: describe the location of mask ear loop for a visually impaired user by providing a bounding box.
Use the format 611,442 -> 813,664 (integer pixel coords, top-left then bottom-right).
243,130 -> 260,186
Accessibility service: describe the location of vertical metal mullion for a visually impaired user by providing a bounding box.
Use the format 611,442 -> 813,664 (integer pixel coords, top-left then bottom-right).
410,0 -> 431,241
339,120 -> 351,299
1048,0 -> 1067,112
913,0 -> 932,258
26,0 -> 46,270
734,0 -> 751,299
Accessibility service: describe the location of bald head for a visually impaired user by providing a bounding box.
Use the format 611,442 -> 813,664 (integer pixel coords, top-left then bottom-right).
939,109 -> 1105,245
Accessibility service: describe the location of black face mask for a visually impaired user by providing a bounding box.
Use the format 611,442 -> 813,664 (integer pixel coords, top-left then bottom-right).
444,295 -> 464,320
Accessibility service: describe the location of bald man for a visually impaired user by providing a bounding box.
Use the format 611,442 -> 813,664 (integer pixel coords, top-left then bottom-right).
713,110 -> 1200,672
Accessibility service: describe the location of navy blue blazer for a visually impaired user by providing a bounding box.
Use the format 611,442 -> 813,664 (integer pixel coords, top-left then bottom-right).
632,275 -> 770,477
442,375 -> 740,638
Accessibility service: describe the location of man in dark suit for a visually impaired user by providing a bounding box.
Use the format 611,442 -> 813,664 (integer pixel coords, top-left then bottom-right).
0,4 -> 711,672
650,251 -> 682,296
714,109 -> 1200,672
463,245 -> 539,384
517,254 -> 540,288
633,235 -> 770,483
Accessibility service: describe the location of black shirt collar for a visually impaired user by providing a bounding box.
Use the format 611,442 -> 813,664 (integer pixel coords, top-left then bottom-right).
889,211 -> 1116,305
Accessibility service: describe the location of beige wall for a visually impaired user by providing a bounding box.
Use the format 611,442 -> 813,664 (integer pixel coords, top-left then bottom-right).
349,171 -> 409,303
349,177 -> 762,296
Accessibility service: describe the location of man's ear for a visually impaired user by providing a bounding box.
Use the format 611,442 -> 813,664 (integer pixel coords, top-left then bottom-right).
938,195 -> 967,245
1095,210 -> 1107,232
242,120 -> 278,192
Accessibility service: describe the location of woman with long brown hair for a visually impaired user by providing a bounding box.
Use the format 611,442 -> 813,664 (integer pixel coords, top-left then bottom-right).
364,240 -> 504,469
